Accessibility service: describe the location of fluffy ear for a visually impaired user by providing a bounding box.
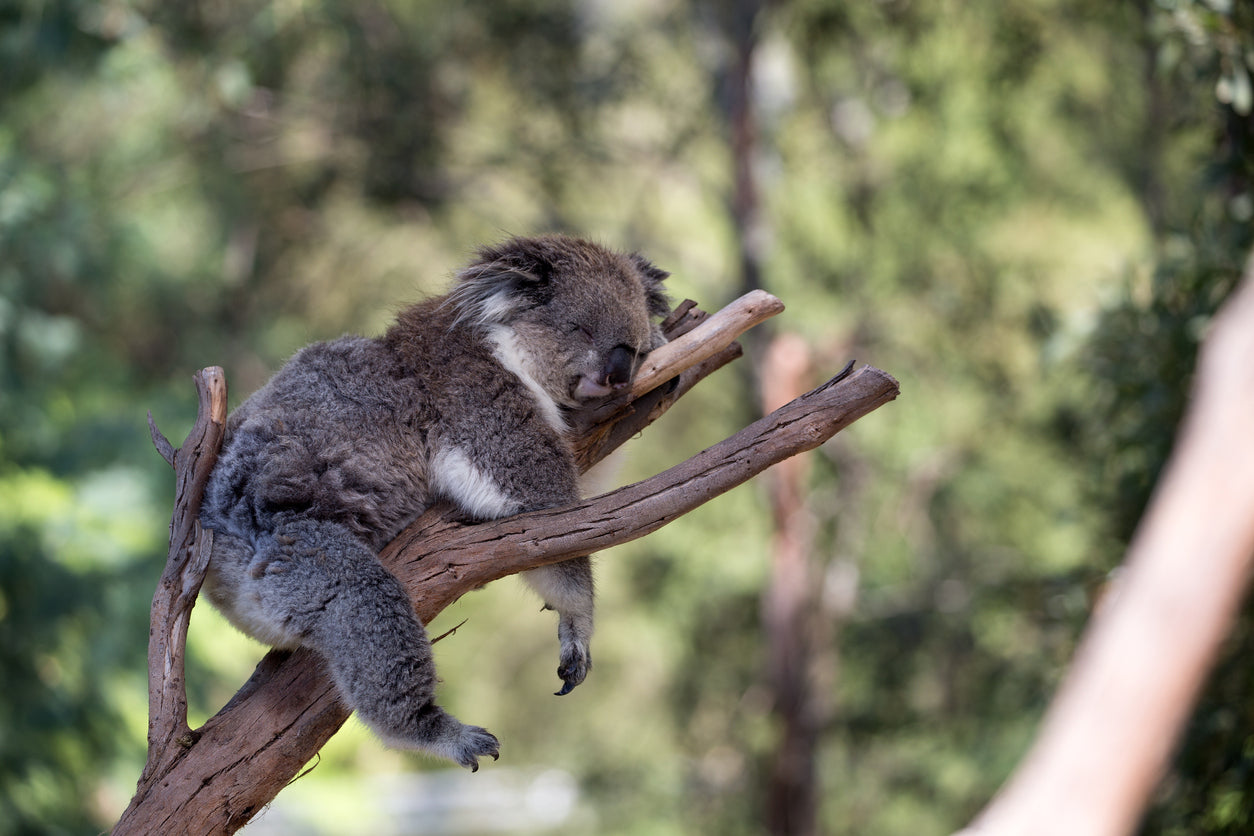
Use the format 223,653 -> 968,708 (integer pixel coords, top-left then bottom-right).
630,253 -> 671,319
447,239 -> 557,326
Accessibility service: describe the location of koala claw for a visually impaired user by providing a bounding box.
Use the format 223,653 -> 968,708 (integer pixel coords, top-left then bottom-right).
455,726 -> 501,772
554,648 -> 591,696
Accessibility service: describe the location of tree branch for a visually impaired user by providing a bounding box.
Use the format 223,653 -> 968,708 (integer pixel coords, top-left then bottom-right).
630,288 -> 783,397
139,368 -> 227,783
116,293 -> 899,835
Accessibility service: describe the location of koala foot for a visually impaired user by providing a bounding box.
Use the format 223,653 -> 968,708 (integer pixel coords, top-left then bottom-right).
554,617 -> 592,696
451,725 -> 501,772
521,562 -> 595,696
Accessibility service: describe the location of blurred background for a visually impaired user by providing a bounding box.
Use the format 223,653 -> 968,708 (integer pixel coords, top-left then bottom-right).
2,0 -> 1253,834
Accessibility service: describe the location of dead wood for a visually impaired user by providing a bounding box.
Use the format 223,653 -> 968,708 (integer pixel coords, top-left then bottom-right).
115,293 -> 899,835
139,368 -> 227,784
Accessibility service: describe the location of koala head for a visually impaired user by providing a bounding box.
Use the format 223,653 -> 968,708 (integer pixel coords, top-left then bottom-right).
449,235 -> 671,407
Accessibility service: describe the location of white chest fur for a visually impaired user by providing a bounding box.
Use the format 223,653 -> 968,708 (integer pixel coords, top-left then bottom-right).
486,324 -> 567,434
429,446 -> 521,519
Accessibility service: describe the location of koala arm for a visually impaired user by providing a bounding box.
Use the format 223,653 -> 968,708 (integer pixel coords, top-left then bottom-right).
431,437 -> 593,695
429,370 -> 593,694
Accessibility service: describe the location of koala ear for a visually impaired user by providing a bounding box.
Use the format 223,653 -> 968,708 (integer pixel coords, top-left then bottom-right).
479,237 -> 559,286
630,253 -> 672,319
448,238 -> 557,326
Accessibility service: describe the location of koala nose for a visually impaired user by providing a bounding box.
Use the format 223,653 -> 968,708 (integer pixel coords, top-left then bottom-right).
603,346 -> 635,389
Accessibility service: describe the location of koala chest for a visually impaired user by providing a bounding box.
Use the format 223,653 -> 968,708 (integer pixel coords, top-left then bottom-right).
423,342 -> 577,522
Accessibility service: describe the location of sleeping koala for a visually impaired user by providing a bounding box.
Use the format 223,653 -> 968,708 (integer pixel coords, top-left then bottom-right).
199,235 -> 669,770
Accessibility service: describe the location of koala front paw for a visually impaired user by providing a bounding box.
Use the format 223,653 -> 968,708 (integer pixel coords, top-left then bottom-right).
453,725 -> 501,772
554,616 -> 592,695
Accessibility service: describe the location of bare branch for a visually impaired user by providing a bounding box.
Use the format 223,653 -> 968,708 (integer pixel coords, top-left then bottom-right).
147,411 -> 176,467
382,361 -> 890,617
630,288 -> 784,397
139,368 -> 227,785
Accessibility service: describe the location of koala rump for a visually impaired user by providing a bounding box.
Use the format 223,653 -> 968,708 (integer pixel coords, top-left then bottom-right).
198,235 -> 669,770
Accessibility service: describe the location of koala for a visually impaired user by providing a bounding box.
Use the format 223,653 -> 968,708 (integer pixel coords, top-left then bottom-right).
199,235 -> 670,771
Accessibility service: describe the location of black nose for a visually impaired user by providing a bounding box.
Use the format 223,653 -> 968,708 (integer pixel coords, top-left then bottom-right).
603,346 -> 635,389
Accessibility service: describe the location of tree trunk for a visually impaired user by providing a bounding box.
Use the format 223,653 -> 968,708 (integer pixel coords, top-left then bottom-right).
761,334 -> 819,836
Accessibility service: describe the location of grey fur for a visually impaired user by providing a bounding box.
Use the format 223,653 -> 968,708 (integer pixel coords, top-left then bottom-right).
199,235 -> 669,770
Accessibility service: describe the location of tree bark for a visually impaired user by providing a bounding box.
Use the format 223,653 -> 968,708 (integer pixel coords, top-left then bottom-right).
115,292 -> 899,835
140,369 -> 227,787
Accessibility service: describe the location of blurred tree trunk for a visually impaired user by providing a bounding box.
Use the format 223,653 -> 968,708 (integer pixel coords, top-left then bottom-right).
708,2 -> 821,833
1135,0 -> 1168,239
761,334 -> 819,836
958,259 -> 1254,836
725,0 -> 768,305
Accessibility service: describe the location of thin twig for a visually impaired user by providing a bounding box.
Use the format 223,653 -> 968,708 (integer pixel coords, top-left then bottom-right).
429,618 -> 470,645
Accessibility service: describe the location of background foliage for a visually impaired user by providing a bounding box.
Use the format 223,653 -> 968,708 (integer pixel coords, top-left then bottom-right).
1,0 -> 1251,833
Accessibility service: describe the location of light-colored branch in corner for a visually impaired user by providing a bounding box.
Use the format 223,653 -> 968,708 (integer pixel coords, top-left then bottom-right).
958,261 -> 1254,836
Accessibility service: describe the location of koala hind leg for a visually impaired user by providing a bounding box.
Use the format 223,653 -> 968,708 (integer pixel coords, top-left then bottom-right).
522,556 -> 594,695
248,518 -> 500,770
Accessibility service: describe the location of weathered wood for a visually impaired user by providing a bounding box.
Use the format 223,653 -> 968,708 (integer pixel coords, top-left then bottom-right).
135,368 -> 227,785
384,361 -> 889,615
628,288 -> 784,397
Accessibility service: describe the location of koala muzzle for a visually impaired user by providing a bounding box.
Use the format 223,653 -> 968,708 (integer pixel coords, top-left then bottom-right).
574,345 -> 638,401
